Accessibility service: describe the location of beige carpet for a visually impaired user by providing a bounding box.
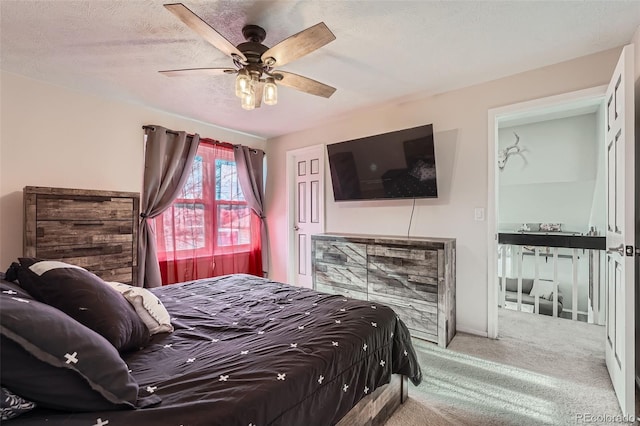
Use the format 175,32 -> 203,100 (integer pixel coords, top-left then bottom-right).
385,308 -> 632,425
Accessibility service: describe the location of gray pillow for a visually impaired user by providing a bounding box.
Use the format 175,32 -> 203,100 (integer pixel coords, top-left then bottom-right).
12,258 -> 149,353
0,289 -> 143,411
104,281 -> 174,335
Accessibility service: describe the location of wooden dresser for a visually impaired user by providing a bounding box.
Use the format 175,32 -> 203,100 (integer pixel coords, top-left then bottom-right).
23,186 -> 140,285
312,233 -> 456,347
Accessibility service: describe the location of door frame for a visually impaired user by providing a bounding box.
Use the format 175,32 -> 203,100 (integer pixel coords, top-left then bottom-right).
285,144 -> 326,285
486,85 -> 607,338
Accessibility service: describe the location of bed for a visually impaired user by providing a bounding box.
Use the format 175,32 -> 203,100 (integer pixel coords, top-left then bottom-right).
1,262 -> 422,425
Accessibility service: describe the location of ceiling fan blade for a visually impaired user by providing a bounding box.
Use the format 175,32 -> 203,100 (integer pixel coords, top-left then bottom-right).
261,22 -> 335,67
164,3 -> 247,62
275,71 -> 336,98
159,67 -> 236,77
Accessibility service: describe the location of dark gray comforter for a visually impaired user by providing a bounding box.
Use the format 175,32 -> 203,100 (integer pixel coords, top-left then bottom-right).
12,274 -> 422,425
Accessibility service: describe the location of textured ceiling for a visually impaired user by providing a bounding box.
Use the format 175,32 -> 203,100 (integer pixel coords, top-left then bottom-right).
1,1 -> 639,139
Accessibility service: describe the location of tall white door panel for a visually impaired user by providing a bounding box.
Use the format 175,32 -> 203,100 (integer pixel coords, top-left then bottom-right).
604,44 -> 635,418
289,146 -> 325,288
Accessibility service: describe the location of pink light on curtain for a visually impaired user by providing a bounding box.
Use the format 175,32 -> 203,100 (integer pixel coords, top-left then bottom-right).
154,139 -> 262,285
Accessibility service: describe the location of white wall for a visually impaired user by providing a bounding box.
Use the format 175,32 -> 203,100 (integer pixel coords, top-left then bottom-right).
265,47 -> 622,336
0,71 -> 265,270
589,104 -> 607,234
498,113 -> 600,233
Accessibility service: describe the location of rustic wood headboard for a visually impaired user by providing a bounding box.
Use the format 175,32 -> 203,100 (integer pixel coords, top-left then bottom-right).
23,186 -> 140,285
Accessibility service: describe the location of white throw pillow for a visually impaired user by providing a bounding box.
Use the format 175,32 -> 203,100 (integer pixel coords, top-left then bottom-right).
529,280 -> 555,300
105,282 -> 173,335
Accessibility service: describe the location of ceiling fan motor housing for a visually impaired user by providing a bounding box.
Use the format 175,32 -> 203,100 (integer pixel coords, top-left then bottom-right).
241,25 -> 266,43
236,26 -> 272,77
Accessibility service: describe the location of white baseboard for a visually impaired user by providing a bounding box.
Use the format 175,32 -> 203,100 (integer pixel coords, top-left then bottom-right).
456,325 -> 489,338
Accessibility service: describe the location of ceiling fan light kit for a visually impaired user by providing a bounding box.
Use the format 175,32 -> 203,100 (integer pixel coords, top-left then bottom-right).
160,3 -> 336,111
236,73 -> 274,109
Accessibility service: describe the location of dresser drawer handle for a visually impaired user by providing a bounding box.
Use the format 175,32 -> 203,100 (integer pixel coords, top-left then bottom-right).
72,196 -> 111,203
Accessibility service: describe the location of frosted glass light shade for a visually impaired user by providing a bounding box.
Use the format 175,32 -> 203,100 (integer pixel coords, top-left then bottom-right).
263,78 -> 277,106
235,69 -> 251,98
241,87 -> 256,110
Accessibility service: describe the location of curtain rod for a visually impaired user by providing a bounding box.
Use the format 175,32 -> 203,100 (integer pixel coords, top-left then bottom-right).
142,125 -> 183,136
142,125 -> 260,154
142,125 -> 221,145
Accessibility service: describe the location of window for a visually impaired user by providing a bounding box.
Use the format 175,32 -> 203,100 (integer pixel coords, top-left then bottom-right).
215,159 -> 251,247
154,140 -> 261,284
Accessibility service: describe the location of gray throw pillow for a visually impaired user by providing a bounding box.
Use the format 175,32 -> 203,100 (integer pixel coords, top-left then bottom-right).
13,258 -> 149,353
0,288 -> 147,411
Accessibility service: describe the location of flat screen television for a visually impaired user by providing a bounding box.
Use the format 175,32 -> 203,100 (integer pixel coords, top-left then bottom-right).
327,124 -> 437,201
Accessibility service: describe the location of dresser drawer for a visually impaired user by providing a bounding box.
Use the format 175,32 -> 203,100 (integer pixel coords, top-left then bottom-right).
369,293 -> 438,340
36,241 -> 132,260
314,261 -> 367,293
368,267 -> 438,303
314,240 -> 367,268
95,267 -> 134,285
35,220 -> 133,247
36,195 -> 134,221
367,245 -> 439,278
46,250 -> 133,270
314,282 -> 367,302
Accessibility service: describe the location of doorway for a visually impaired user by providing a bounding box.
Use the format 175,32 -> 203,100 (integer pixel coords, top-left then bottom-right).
487,85 -> 607,337
488,47 -> 637,415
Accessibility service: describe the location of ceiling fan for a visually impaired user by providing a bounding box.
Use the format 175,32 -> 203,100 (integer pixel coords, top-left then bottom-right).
160,3 -> 337,110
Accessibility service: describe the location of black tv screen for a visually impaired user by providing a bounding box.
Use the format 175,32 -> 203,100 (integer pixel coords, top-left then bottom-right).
327,124 -> 437,201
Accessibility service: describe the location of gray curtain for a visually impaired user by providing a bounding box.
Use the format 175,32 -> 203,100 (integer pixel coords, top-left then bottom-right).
138,125 -> 200,288
234,145 -> 268,276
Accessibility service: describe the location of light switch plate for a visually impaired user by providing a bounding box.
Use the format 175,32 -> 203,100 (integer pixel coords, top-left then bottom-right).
474,207 -> 485,221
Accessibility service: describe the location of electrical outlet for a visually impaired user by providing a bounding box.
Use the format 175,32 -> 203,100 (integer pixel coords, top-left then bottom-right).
474,208 -> 485,221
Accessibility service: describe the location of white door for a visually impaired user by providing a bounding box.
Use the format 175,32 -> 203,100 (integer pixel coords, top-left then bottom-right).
287,146 -> 325,288
604,44 -> 635,418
